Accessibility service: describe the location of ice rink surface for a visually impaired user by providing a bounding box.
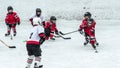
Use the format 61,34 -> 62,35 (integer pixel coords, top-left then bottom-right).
0,20 -> 120,68
0,0 -> 120,68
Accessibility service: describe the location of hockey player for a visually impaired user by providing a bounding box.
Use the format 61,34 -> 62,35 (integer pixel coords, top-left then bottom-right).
78,12 -> 99,51
44,16 -> 59,40
5,6 -> 20,36
29,8 -> 45,26
26,17 -> 45,68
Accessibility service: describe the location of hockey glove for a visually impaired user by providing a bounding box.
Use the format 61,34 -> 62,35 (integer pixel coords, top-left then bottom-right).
5,22 -> 9,25
91,29 -> 95,34
80,30 -> 83,34
55,30 -> 59,35
39,37 -> 45,45
39,33 -> 45,45
45,28 -> 51,36
42,21 -> 45,27
18,22 -> 20,25
78,29 -> 83,34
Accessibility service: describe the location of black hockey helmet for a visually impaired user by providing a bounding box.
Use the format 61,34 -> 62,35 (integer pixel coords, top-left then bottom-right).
84,12 -> 91,17
50,16 -> 57,20
7,6 -> 13,11
36,8 -> 41,13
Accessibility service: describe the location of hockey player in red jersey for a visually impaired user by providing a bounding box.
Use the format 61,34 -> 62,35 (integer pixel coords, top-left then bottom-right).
5,6 -> 20,36
29,8 -> 45,26
26,17 -> 45,68
78,12 -> 99,51
44,16 -> 59,40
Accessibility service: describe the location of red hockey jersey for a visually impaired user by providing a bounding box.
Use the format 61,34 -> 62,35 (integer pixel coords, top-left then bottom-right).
5,12 -> 20,24
80,19 -> 96,36
44,21 -> 58,32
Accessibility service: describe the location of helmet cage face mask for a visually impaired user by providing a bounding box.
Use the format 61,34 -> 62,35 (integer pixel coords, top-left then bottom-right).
36,12 -> 41,16
50,16 -> 57,23
88,20 -> 92,24
87,18 -> 94,26
36,8 -> 41,17
7,6 -> 13,13
8,10 -> 13,14
51,20 -> 56,23
36,12 -> 41,14
84,16 -> 89,19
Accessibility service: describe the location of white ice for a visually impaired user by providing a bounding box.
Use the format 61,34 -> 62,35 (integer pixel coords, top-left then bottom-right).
0,20 -> 120,68
0,0 -> 120,68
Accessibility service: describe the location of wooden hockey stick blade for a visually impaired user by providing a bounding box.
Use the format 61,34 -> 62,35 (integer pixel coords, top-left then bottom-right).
9,46 -> 16,48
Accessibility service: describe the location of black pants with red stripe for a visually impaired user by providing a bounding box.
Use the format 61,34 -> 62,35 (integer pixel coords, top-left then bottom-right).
26,44 -> 42,57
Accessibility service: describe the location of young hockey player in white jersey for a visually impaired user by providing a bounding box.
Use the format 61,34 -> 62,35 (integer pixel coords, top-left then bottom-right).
26,17 -> 45,68
29,8 -> 45,26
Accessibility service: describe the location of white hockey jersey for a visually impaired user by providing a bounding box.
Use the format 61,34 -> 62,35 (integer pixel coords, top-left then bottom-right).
26,25 -> 44,45
30,13 -> 45,22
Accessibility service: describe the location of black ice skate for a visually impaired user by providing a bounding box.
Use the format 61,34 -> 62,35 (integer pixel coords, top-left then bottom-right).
96,42 -> 99,46
34,63 -> 43,68
92,44 -> 98,53
13,33 -> 16,36
5,33 -> 10,36
50,38 -> 55,40
84,41 -> 88,46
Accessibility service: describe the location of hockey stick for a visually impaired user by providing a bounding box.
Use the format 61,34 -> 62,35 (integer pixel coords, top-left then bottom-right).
11,34 -> 13,40
10,27 -> 13,40
0,40 -> 16,48
59,30 -> 78,35
54,34 -> 71,40
59,35 -> 71,39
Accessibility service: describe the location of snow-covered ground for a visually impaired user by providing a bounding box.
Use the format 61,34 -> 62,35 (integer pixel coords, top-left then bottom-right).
0,0 -> 120,68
